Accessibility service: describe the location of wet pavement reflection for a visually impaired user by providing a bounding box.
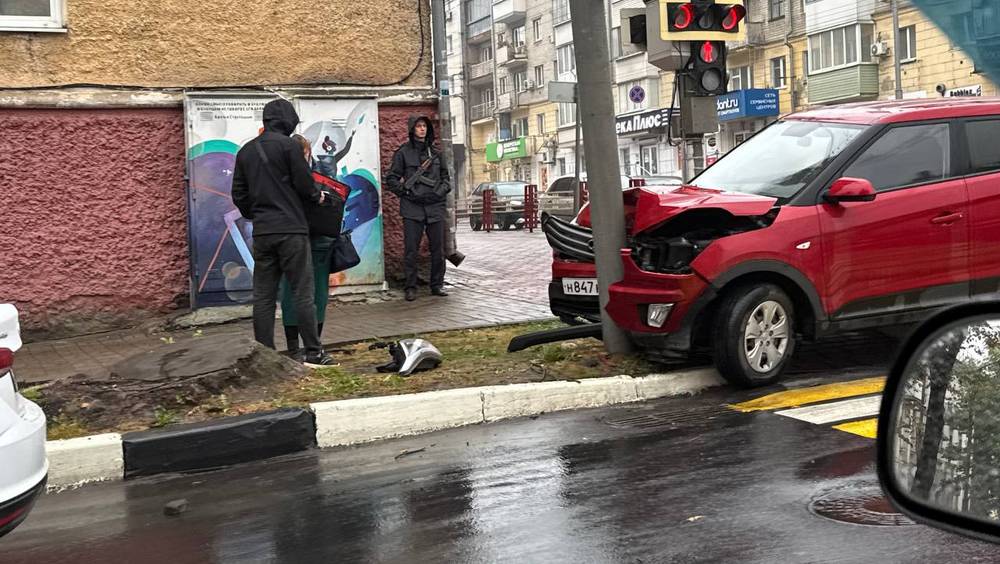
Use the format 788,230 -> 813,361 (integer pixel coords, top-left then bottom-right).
5,335 -> 996,563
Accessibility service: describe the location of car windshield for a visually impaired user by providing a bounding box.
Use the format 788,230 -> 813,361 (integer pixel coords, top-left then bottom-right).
690,121 -> 866,199
494,183 -> 527,197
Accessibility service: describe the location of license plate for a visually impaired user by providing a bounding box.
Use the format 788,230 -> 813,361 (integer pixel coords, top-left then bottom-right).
562,278 -> 599,296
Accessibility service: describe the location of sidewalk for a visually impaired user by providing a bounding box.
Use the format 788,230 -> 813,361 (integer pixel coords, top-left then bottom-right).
17,226 -> 555,385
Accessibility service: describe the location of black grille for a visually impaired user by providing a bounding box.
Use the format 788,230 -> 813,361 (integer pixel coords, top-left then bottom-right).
541,212 -> 594,262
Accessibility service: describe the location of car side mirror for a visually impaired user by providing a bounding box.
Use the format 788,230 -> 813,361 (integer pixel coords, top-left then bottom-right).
825,177 -> 877,204
877,304 -> 1000,544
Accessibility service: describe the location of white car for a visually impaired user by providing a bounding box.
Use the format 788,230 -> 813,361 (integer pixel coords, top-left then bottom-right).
0,304 -> 47,538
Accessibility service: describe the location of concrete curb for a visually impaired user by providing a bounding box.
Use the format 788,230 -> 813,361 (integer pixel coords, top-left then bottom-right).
44,368 -> 725,486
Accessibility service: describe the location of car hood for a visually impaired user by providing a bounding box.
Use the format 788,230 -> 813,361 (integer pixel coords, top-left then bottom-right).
629,185 -> 778,234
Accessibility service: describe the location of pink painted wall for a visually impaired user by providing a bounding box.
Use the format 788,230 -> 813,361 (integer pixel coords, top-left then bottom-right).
0,108 -> 190,339
0,104 -> 434,339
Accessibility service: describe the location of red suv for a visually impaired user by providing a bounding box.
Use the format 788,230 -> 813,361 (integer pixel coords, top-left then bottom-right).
568,98 -> 1000,387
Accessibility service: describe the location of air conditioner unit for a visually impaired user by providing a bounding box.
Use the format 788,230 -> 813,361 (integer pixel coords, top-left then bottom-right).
446,10 -> 452,21
525,79 -> 536,89
871,42 -> 889,58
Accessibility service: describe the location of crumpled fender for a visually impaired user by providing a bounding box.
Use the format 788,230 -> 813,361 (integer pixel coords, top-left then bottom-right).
631,186 -> 777,234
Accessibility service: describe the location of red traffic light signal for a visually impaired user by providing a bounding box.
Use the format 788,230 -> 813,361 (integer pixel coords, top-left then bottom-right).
699,41 -> 717,64
660,0 -> 747,42
690,40 -> 728,96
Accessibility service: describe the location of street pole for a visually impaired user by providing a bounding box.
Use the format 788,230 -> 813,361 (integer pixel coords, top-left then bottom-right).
892,0 -> 903,100
431,0 -> 465,266
569,0 -> 632,353
573,100 -> 581,213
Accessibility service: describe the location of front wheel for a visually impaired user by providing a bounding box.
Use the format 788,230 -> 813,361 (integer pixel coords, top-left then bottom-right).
712,284 -> 795,388
470,216 -> 482,231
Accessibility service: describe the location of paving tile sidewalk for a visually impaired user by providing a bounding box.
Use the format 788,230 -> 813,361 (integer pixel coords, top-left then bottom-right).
17,226 -> 556,385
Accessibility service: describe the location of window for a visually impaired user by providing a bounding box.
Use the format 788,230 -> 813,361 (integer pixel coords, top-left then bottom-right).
497,31 -> 506,46
499,76 -> 509,94
729,65 -> 753,91
480,89 -> 495,104
734,131 -> 751,146
466,0 -> 491,23
447,36 -> 454,55
611,27 -> 622,59
965,120 -> 1000,174
553,0 -> 571,25
0,0 -> 64,30
620,148 -> 631,175
770,57 -> 787,88
899,25 -> 917,62
769,0 -> 785,19
809,24 -> 874,73
843,124 -> 951,192
558,157 -> 568,176
512,117 -> 529,138
533,17 -> 543,42
558,102 -> 576,127
513,25 -> 526,46
557,44 -> 576,76
514,71 -> 528,92
537,113 -> 546,135
481,45 -> 493,62
641,145 -> 659,175
534,64 -> 545,86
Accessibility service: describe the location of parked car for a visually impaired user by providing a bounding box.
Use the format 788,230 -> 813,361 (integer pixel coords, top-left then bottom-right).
539,174 -> 682,219
595,98 -> 1000,388
467,181 -> 528,231
0,304 -> 47,538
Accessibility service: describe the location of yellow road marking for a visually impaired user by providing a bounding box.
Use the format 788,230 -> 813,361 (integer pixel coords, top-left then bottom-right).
729,376 -> 886,413
832,418 -> 879,439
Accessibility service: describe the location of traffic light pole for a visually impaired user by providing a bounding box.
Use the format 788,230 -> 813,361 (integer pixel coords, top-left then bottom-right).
569,0 -> 632,354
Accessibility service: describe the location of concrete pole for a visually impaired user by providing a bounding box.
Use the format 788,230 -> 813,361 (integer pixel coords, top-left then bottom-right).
431,0 -> 465,266
573,99 -> 582,212
892,0 -> 904,100
569,0 -> 632,353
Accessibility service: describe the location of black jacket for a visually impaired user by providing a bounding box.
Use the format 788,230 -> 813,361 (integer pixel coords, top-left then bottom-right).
232,99 -> 320,236
386,116 -> 451,224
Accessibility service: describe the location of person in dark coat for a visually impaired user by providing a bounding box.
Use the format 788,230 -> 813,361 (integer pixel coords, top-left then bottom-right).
231,98 -> 336,366
385,116 -> 451,302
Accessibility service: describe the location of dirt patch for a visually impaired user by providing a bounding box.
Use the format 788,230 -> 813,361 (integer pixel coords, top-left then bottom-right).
33,321 -> 655,439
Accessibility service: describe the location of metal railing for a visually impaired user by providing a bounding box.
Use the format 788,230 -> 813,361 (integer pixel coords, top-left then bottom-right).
471,101 -> 496,121
469,60 -> 494,80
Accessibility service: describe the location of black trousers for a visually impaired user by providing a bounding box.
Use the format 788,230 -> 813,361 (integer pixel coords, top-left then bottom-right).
252,234 -> 322,356
404,218 -> 446,291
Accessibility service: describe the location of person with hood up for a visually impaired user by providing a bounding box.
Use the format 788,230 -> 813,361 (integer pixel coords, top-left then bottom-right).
231,98 -> 337,366
385,116 -> 452,302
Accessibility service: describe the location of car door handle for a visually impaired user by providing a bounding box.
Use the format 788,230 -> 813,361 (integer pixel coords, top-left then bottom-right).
931,212 -> 963,225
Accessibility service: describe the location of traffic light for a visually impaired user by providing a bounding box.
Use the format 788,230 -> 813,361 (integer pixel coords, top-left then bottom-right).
659,0 -> 747,42
690,40 -> 727,96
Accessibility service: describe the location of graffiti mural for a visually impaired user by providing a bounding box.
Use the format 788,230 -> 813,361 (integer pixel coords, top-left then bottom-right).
184,94 -> 384,308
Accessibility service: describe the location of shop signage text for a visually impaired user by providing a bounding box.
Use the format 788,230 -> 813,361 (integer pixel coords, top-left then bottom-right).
486,137 -> 529,162
716,88 -> 780,122
615,107 -> 674,137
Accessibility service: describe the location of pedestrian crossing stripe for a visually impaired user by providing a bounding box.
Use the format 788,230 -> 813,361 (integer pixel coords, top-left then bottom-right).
728,377 -> 886,439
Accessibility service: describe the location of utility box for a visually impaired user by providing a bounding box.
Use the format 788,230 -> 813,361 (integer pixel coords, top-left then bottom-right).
646,1 -> 690,72
674,94 -> 719,136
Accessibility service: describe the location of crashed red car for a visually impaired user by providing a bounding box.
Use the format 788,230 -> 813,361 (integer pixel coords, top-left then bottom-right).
554,98 -> 1000,387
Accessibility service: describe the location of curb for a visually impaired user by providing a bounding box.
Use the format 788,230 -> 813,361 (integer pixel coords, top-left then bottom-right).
44,368 -> 724,488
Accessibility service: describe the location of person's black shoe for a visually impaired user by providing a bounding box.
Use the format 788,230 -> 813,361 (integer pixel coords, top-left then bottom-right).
405,288 -> 417,301
303,352 -> 339,367
431,288 -> 449,297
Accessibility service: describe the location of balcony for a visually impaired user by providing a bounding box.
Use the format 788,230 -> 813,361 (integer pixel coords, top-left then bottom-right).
553,2 -> 571,26
728,22 -> 766,50
496,91 -> 518,111
493,0 -> 526,24
496,43 -> 527,66
469,60 -> 495,83
807,64 -> 879,105
471,101 -> 496,122
467,17 -> 492,43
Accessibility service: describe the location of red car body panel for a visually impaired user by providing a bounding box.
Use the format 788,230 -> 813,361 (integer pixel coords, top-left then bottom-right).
630,186 -> 778,234
605,250 -> 711,333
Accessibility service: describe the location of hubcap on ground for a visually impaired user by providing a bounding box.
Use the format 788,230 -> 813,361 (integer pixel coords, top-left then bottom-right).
743,300 -> 789,373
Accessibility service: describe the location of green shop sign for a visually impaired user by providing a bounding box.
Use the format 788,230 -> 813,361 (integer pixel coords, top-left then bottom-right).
486,137 -> 529,162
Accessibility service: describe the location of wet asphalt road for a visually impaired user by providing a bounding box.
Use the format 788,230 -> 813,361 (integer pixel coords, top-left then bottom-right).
5,333 -> 997,563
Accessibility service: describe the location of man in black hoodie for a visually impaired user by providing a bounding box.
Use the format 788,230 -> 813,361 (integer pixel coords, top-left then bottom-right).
386,116 -> 451,302
232,98 -> 336,366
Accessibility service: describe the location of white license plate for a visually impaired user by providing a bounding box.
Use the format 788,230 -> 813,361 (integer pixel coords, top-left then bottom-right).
562,278 -> 599,296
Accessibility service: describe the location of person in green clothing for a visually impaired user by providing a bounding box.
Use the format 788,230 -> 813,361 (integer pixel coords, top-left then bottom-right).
280,134 -> 338,358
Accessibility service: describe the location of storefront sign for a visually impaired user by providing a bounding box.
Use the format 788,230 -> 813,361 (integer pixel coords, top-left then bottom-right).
615,107 -> 674,137
946,84 -> 982,97
486,137 -> 529,162
716,88 -> 780,122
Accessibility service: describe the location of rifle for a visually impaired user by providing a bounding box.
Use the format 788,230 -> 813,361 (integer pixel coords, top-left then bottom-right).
402,150 -> 442,199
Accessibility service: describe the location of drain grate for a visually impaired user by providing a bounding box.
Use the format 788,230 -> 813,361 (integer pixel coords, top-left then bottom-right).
808,482 -> 914,527
603,405 -> 734,429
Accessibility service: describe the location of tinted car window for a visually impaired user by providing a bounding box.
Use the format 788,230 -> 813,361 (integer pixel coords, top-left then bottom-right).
495,182 -> 528,197
549,178 -> 574,193
844,123 -> 951,192
966,120 -> 1000,175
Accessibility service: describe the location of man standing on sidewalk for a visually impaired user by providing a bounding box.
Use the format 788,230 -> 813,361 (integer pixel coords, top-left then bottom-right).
386,116 -> 451,302
231,98 -> 336,366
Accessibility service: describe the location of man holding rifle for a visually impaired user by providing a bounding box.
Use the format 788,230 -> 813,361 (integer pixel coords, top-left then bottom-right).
386,115 -> 452,302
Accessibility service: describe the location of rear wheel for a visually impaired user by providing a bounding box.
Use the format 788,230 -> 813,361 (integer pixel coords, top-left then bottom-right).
470,216 -> 482,231
501,217 -> 513,230
712,284 -> 796,388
